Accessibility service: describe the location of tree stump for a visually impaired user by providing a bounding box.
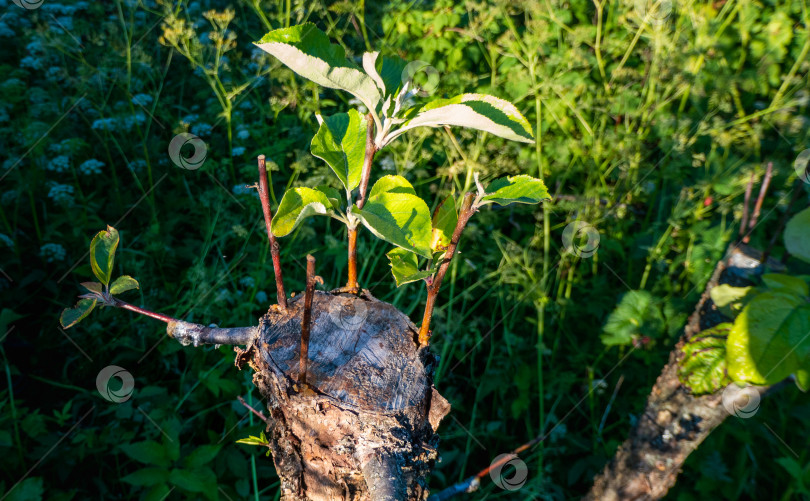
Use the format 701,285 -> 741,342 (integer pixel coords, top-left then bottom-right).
238,290 -> 451,501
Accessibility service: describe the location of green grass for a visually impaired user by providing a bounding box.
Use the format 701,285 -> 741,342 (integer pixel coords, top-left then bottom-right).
1,0 -> 809,499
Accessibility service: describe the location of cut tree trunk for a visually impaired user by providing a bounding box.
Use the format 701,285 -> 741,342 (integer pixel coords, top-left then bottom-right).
584,244 -> 782,501
237,290 -> 451,501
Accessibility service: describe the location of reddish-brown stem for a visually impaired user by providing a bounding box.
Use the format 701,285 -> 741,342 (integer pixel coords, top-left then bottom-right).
347,228 -> 359,290
743,161 -> 774,244
418,192 -> 476,346
258,154 -> 287,309
299,255 -> 316,385
237,396 -> 270,425
113,298 -> 177,324
346,113 -> 377,290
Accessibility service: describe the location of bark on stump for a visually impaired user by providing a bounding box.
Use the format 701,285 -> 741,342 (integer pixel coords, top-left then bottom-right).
584,244 -> 780,501
238,290 -> 451,501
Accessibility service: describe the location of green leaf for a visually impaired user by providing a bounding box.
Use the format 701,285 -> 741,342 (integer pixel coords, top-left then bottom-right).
392,93 -> 535,144
785,207 -> 810,263
709,284 -> 754,318
81,282 -> 103,295
110,275 -> 140,295
120,440 -> 171,467
168,467 -> 217,495
254,23 -> 380,116
796,369 -> 810,392
90,225 -> 119,286
387,248 -> 433,287
122,467 -> 170,487
362,51 -> 409,99
316,185 -> 342,210
431,195 -> 457,252
678,323 -> 732,395
184,444 -> 222,468
60,298 -> 97,329
480,175 -> 551,206
271,187 -> 336,237
601,291 -> 664,346
761,273 -> 809,297
727,292 -> 810,385
236,431 -> 269,446
368,174 -> 417,197
4,477 -> 44,501
352,177 -> 432,257
311,110 -> 367,192
143,484 -> 172,501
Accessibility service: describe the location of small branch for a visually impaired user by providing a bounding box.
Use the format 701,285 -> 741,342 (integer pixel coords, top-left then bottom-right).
347,228 -> 359,290
110,298 -> 257,346
299,255 -> 317,385
258,154 -> 287,309
113,299 -> 178,324
237,396 -> 270,425
347,113 -> 378,290
166,321 -> 257,347
739,171 -> 755,240
743,161 -> 774,244
418,192 -> 476,346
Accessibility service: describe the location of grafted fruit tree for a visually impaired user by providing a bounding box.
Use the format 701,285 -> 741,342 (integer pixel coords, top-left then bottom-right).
61,23 -> 550,500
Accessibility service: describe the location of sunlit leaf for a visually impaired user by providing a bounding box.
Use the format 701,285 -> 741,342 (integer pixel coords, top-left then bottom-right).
709,284 -> 754,318
271,187 -> 336,237
90,226 -> 119,286
480,175 -> 550,206
353,177 -> 432,257
254,23 -> 381,116
311,110 -> 367,192
362,51 -> 409,100
387,247 -> 433,287
110,275 -> 140,295
678,323 -> 732,395
60,298 -> 97,329
431,195 -> 457,252
727,292 -> 810,385
391,93 -> 534,144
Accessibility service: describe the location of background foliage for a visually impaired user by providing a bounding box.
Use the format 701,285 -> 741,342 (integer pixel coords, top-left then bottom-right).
2,0 -> 810,499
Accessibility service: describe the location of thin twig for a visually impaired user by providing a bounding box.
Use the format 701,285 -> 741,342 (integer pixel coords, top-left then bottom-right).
300,255 -> 316,385
237,396 -> 270,425
418,192 -> 476,346
743,161 -> 774,243
113,299 -> 177,324
739,171 -> 755,240
346,113 -> 378,289
258,154 -> 287,309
